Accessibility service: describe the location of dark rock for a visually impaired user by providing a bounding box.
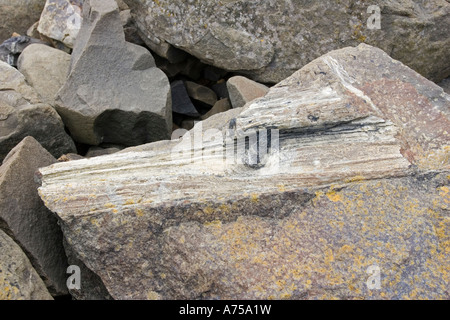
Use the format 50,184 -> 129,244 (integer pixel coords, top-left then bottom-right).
170,80 -> 200,118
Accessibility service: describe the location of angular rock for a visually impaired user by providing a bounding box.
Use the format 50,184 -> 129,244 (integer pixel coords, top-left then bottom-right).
125,0 -> 450,83
0,61 -> 76,162
0,137 -> 68,296
38,44 -> 450,300
55,0 -> 172,146
0,229 -> 53,300
38,0 -> 83,49
0,0 -> 46,43
18,44 -> 71,103
170,80 -> 200,118
227,76 -> 269,109
0,36 -> 47,67
201,98 -> 232,120
184,81 -> 218,107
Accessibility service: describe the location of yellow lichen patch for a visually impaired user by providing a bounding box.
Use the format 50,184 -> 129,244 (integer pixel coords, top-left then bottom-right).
204,220 -> 222,228
90,218 -> 100,227
345,175 -> 366,183
136,209 -> 144,217
146,291 -> 161,300
105,203 -> 116,209
203,206 -> 214,215
124,199 -> 135,205
326,190 -> 342,202
324,248 -> 334,265
251,193 -> 259,203
277,184 -> 286,192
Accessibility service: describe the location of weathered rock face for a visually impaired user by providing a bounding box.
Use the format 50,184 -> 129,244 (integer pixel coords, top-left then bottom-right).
37,0 -> 83,49
0,61 -> 76,162
0,229 -> 53,300
124,0 -> 450,83
55,0 -> 172,146
0,0 -> 46,43
38,44 -> 449,300
0,137 -> 68,296
18,44 -> 71,103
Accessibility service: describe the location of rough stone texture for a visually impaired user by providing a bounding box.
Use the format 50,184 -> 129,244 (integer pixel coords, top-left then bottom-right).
125,0 -> 450,83
55,0 -> 172,146
37,0 -> 83,49
0,61 -> 76,162
0,36 -> 47,67
18,44 -> 71,103
201,98 -> 232,120
227,76 -> 269,109
0,0 -> 46,43
38,44 -> 449,300
0,137 -> 68,296
0,229 -> 53,300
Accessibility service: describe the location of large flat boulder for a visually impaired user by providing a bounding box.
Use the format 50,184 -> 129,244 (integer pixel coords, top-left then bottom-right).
38,44 -> 449,299
0,136 -> 69,296
124,0 -> 450,83
55,0 -> 172,146
0,61 -> 76,162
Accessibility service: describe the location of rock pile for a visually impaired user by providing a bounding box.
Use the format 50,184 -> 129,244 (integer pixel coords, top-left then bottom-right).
0,0 -> 449,300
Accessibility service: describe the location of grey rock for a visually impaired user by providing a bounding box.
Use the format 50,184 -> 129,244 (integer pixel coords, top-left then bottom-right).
38,44 -> 449,299
0,229 -> 53,300
0,61 -> 76,162
38,0 -> 83,49
184,81 -> 218,107
0,136 -> 68,296
56,0 -> 172,146
201,98 -> 232,120
226,76 -> 269,109
170,80 -> 200,117
0,36 -> 47,67
18,44 -> 71,103
0,0 -> 46,43
125,0 -> 450,83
